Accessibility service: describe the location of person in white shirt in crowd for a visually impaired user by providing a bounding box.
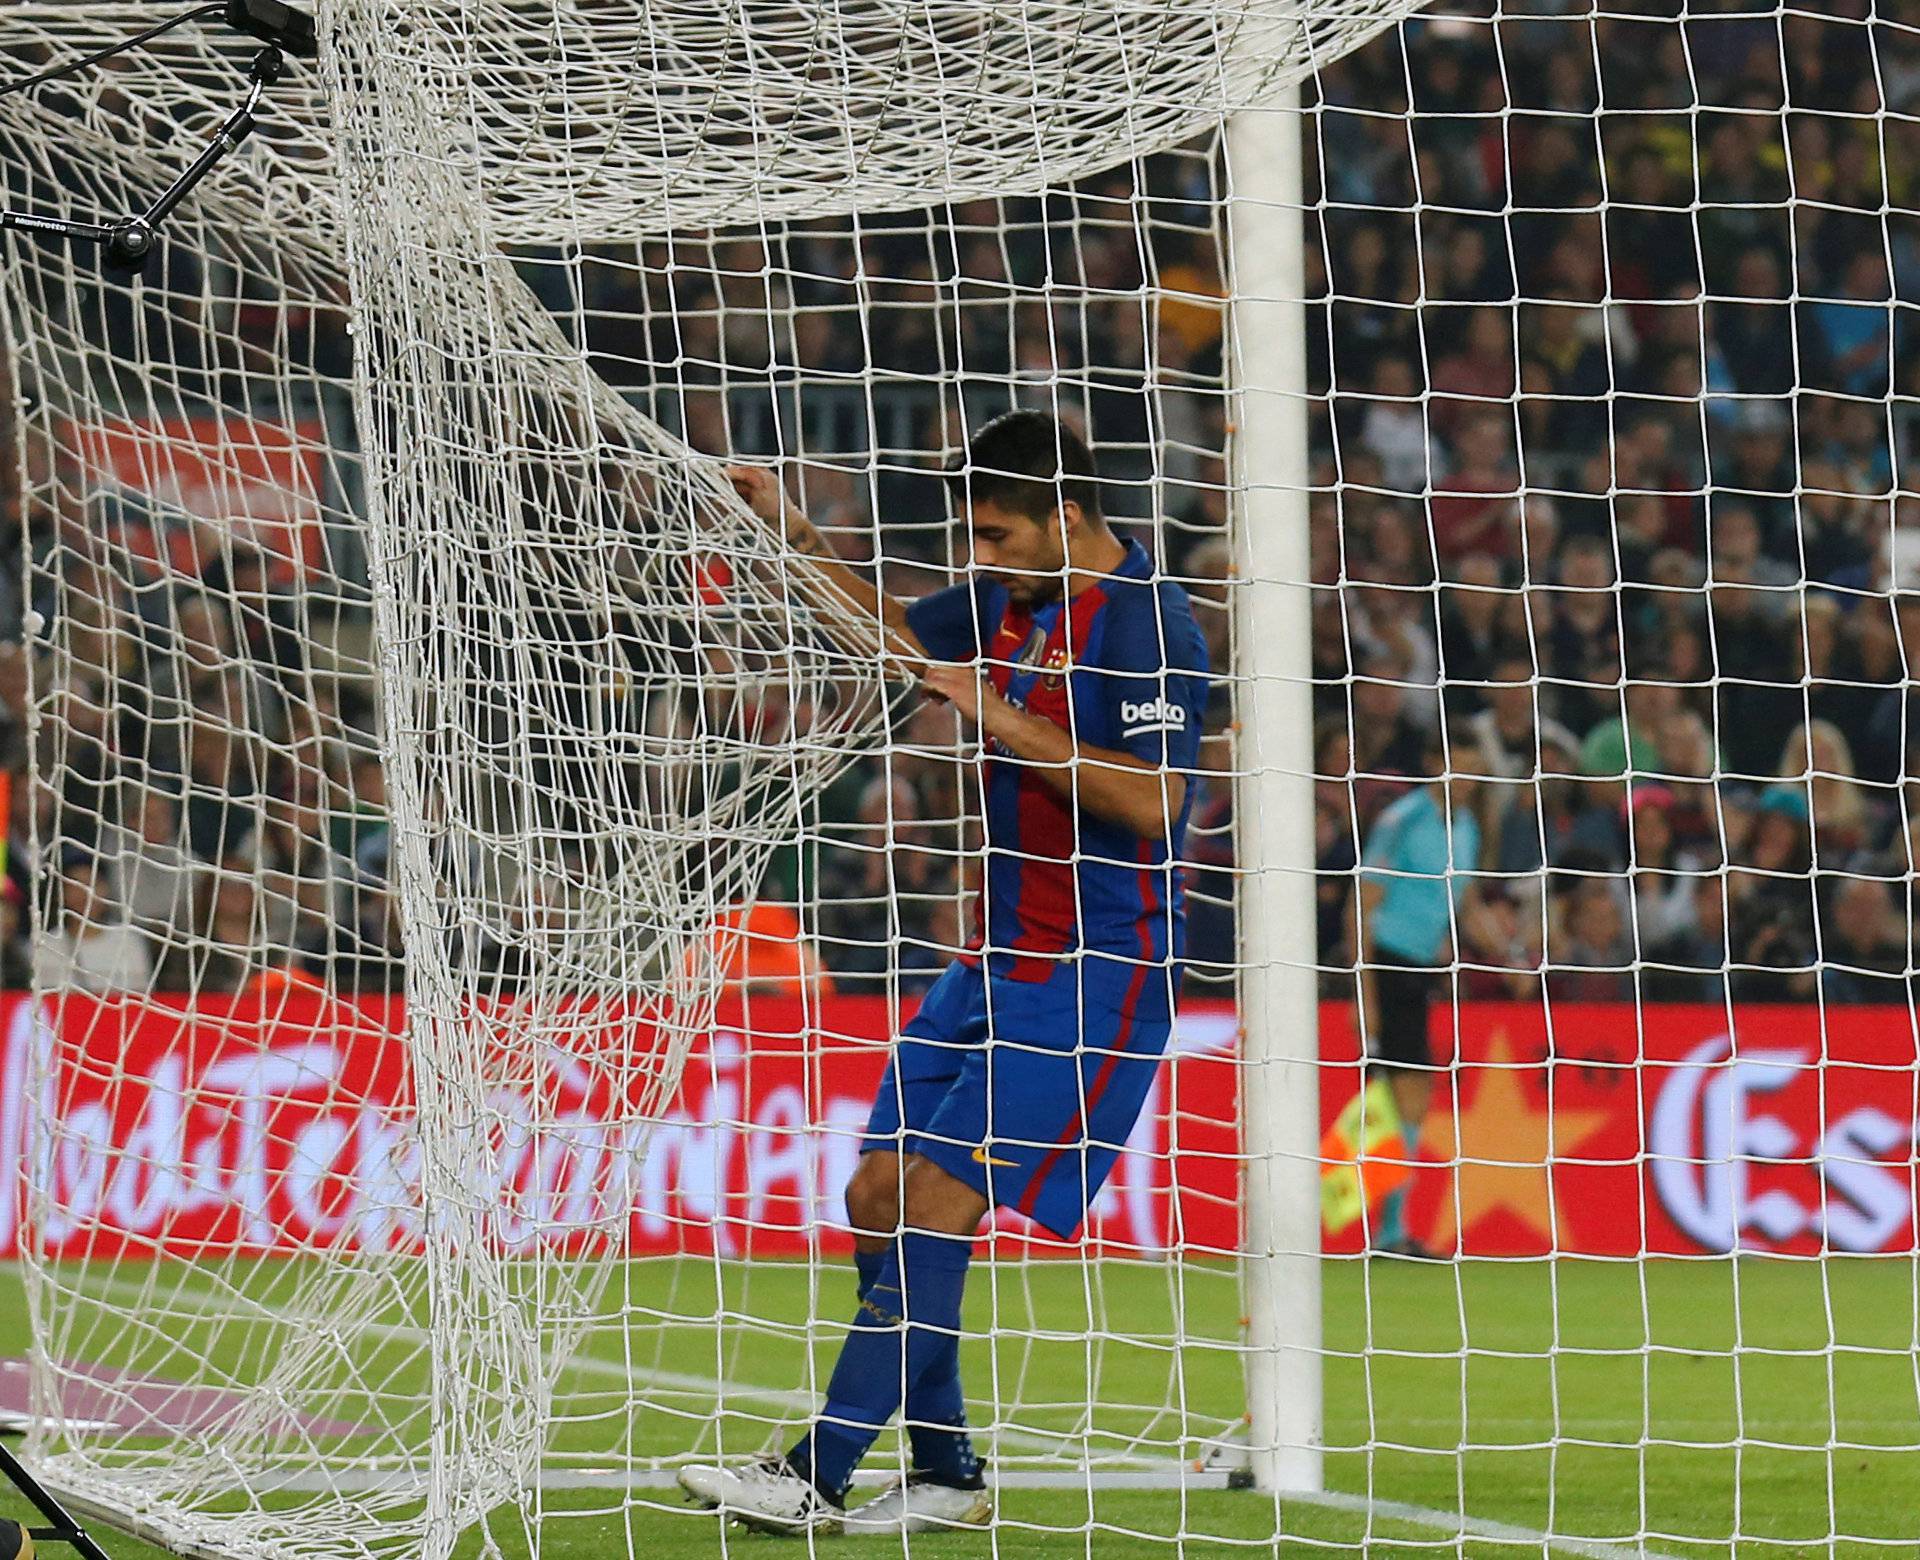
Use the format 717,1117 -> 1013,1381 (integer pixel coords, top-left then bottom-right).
33,846 -> 154,995
102,782 -> 202,953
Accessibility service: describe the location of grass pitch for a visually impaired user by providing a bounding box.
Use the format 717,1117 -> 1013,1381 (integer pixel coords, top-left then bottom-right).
1,1255 -> 1915,1557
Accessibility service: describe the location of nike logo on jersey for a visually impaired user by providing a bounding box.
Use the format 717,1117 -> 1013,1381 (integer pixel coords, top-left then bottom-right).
971,1146 -> 1021,1168
1120,696 -> 1188,736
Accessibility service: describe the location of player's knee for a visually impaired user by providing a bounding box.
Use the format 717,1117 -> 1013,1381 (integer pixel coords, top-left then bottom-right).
900,1155 -> 989,1236
844,1155 -> 900,1235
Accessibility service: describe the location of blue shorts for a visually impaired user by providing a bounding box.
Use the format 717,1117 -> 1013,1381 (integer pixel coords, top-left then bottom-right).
861,955 -> 1177,1238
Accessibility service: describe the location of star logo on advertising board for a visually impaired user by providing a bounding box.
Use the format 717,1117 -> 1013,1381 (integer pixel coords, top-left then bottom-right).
1420,1029 -> 1613,1253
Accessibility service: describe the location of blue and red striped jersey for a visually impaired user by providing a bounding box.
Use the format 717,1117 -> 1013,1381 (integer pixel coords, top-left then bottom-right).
906,539 -> 1211,979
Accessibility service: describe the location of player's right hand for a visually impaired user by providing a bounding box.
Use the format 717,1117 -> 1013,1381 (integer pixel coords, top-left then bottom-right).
724,463 -> 783,522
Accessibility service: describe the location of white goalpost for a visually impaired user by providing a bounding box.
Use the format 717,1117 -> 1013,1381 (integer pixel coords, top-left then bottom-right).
4,1 -> 1920,1557
1225,81 -> 1324,1501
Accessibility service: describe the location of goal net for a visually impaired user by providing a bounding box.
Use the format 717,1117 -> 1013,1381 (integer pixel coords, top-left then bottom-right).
2,0 -> 1918,1557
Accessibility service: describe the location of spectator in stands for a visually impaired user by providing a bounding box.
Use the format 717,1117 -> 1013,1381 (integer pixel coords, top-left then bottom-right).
103,783 -> 200,955
1863,595 -> 1920,785
335,838 -> 405,997
200,845 -> 270,994
1709,248 -> 1797,398
1727,786 -> 1818,1001
1644,875 -> 1730,1004
1621,784 -> 1705,953
1350,647 -> 1429,782
898,897 -> 963,997
1711,502 -> 1798,596
1549,878 -> 1636,1003
339,749 -> 390,869
183,684 -> 260,860
816,773 -> 944,989
1470,656 -> 1581,785
1312,720 -> 1358,986
1489,729 -> 1607,878
709,901 -> 833,1000
1430,307 -> 1516,436
1356,356 -> 1430,493
1820,877 -> 1909,1005
1806,250 -> 1893,399
34,848 -> 153,995
260,824 -> 354,975
1581,682 -> 1675,783
1439,554 -> 1522,718
1539,537 -> 1622,736
0,880 -> 29,990
1431,411 -> 1521,561
1460,886 -> 1543,1002
1709,581 -> 1803,780
1777,720 -> 1877,867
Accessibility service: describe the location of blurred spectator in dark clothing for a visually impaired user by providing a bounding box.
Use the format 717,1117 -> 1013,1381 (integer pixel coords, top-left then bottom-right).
1311,721 -> 1357,985
1804,596 -> 1898,776
1548,880 -> 1635,1003
1438,554 -> 1521,719
1819,876 -> 1909,1005
1355,356 -> 1430,494
1863,595 -> 1920,787
332,853 -> 406,998
1709,583 -> 1802,779
1460,886 -> 1543,1002
1520,301 -> 1612,455
1644,876 -> 1730,1004
1709,248 -> 1797,398
1623,784 -> 1707,954
1539,537 -> 1622,737
1491,733 -> 1616,877
1470,656 -> 1581,784
1350,647 -> 1429,781
1726,786 -> 1819,1002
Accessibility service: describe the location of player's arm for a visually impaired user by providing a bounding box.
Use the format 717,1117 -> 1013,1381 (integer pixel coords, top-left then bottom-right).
923,663 -> 1186,839
725,464 -> 927,660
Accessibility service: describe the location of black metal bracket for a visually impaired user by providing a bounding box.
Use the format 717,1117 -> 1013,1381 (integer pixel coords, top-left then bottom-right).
0,43 -> 283,273
0,1438 -> 115,1560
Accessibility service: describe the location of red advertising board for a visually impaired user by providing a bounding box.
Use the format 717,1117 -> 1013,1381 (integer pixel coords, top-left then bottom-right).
0,993 -> 1913,1262
66,415 -> 329,579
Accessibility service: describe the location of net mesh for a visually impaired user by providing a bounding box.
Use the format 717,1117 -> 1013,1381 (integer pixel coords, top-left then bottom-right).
2,1 -> 1919,1558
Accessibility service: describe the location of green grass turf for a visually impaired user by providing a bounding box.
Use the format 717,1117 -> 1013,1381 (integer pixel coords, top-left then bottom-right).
2,1255 -> 1916,1557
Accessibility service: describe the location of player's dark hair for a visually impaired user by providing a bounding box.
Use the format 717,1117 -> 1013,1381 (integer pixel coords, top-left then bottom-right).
945,410 -> 1104,524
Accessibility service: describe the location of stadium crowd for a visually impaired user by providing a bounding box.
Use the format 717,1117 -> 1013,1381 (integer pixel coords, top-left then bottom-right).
4,3 -> 1920,1008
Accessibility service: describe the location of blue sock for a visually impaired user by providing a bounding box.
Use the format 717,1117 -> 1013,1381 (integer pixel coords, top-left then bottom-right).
860,1235 -> 976,1480
857,1238 -> 976,1475
904,1351 -> 980,1486
789,1231 -> 973,1501
854,1246 -> 887,1301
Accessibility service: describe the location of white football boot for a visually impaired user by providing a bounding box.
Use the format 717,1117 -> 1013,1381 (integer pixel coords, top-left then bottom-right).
841,1471 -> 994,1536
677,1456 -> 843,1535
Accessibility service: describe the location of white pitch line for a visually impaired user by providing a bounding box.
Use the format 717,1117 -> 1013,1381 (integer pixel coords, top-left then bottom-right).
1289,1489 -> 1692,1560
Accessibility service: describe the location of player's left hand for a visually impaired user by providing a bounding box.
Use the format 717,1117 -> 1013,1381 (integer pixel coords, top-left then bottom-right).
921,661 -> 994,727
